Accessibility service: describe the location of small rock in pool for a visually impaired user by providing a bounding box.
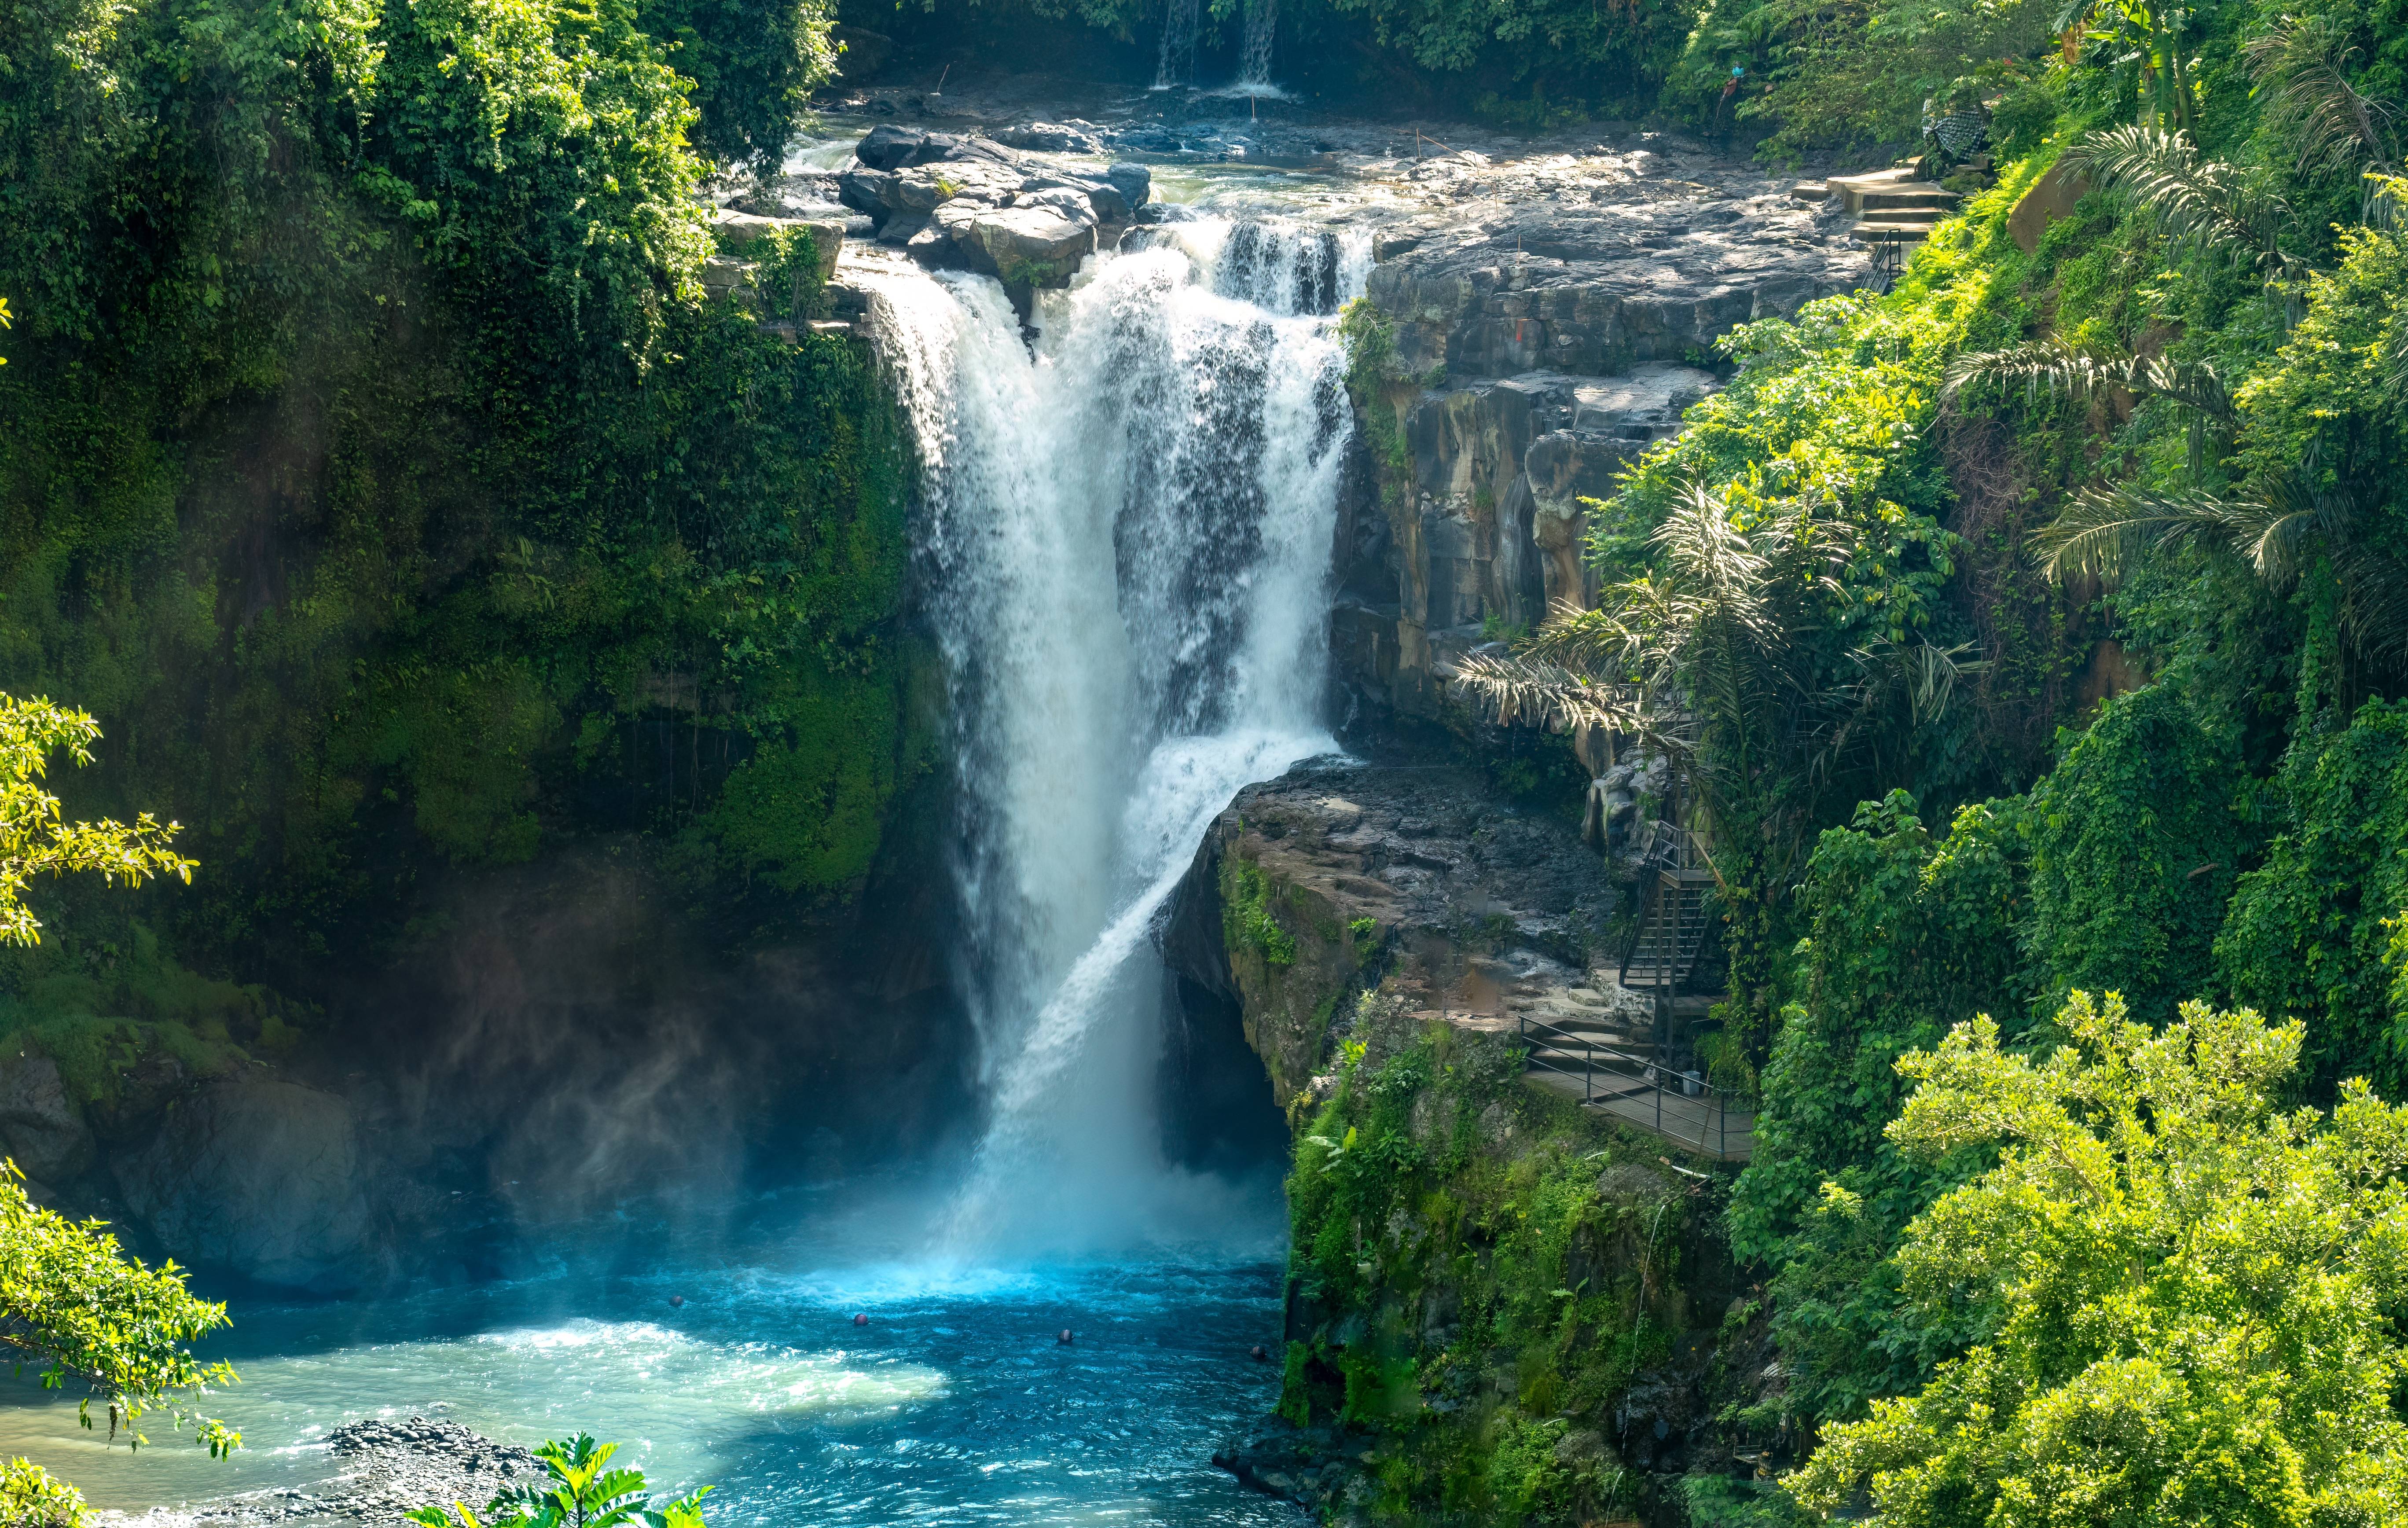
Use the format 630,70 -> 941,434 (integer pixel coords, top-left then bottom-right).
1058,1329 -> 1074,1344
1250,1344 -> 1267,1361
668,1294 -> 685,1308
854,1312 -> 869,1326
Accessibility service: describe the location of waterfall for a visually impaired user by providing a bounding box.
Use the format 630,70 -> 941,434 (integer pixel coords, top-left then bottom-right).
853,223 -> 1368,1257
1154,0 -> 1197,88
1237,0 -> 1277,91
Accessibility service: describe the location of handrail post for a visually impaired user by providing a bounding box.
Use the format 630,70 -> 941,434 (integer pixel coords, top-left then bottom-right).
1585,1041 -> 1592,1103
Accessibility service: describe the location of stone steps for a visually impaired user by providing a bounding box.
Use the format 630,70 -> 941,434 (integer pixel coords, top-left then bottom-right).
1814,169 -> 1963,261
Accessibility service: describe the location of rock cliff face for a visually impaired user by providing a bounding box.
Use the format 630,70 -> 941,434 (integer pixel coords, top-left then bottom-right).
1160,758 -> 1779,1527
1160,760 -> 1633,1106
1335,146 -> 1869,718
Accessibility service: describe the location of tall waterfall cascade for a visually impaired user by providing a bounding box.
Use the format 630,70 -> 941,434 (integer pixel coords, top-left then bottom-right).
853,223 -> 1373,1257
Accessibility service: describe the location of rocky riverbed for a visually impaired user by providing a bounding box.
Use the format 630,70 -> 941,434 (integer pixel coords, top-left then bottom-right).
102,1419 -> 537,1528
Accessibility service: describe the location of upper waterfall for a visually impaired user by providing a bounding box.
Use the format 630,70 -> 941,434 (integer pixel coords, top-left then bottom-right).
852,221 -> 1370,1256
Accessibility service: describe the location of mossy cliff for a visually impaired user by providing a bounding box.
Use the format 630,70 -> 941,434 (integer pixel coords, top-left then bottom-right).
0,0 -> 963,1282
1171,764 -> 1783,1528
0,0 -> 932,1014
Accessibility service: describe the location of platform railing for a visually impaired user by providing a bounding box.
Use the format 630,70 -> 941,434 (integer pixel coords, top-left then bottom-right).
1516,1010 -> 1746,1159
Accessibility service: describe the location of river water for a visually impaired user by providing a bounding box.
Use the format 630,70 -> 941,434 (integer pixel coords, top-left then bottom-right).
0,179 -> 1369,1525
0,1188 -> 1290,1524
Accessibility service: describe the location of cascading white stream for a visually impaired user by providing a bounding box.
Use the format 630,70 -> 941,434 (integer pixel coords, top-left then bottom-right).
1154,0 -> 1198,88
853,222 -> 1370,1257
1237,0 -> 1278,91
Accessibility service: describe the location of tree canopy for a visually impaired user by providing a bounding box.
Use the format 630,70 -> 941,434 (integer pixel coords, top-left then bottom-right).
1793,993 -> 2408,1524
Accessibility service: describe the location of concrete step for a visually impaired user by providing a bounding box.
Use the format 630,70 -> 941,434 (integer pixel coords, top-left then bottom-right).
1853,224 -> 1935,245
1855,204 -> 1949,224
1859,189 -> 1958,212
1830,172 -> 1958,217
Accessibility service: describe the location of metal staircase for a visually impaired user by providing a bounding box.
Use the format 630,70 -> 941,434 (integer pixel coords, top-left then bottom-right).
1619,820 -> 1718,1003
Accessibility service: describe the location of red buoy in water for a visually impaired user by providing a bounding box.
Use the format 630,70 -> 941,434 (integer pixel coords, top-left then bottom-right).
1058,1328 -> 1074,1344
853,1313 -> 869,1326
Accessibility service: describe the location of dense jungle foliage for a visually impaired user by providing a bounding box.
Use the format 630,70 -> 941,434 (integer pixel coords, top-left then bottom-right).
0,0 -> 922,1036
1285,0 -> 2408,1511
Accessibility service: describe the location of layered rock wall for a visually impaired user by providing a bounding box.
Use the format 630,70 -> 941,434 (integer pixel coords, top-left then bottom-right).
1338,165 -> 1868,719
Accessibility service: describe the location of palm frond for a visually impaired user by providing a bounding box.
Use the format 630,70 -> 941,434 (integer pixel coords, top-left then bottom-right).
2245,14 -> 2395,179
2134,356 -> 2238,424
1450,651 -> 1651,735
2329,540 -> 2408,669
1519,599 -> 1643,674
2030,481 -> 2251,584
2067,125 -> 2289,271
1942,337 -> 2133,406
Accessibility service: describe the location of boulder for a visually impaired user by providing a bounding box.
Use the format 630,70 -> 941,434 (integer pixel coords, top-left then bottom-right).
952,205 -> 1097,286
0,1050 -> 94,1184
114,1077 -> 374,1289
995,122 -> 1102,154
837,169 -> 895,217
1105,162 -> 1152,206
829,25 -> 890,81
855,124 -> 932,171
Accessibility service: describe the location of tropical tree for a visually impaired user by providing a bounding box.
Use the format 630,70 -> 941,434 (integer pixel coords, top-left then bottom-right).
1789,992 -> 2408,1523
1456,482 -> 1975,1022
0,1162 -> 241,1523
407,1435 -> 713,1528
0,694 -> 226,1523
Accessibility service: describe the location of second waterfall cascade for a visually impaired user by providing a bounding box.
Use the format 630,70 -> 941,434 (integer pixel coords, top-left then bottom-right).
856,222 -> 1371,1256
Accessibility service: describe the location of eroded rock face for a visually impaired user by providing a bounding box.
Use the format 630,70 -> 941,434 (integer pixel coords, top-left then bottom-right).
0,1051 -> 94,1186
114,1077 -> 374,1290
1159,760 -> 1626,1104
1344,165 -> 1871,716
1365,197 -> 1857,379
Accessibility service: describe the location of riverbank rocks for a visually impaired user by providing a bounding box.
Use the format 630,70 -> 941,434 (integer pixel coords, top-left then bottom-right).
147,1418 -> 539,1527
113,1077 -> 374,1290
823,129 -> 1149,306
1214,1420 -> 1380,1516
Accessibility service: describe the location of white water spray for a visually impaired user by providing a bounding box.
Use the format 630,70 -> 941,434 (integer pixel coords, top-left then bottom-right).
1237,0 -> 1278,92
853,223 -> 1368,1256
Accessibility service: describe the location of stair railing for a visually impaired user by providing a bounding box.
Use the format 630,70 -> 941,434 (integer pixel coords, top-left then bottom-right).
1516,1010 -> 1748,1159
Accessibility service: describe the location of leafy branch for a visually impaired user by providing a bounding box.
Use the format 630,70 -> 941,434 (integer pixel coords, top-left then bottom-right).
0,694 -> 195,948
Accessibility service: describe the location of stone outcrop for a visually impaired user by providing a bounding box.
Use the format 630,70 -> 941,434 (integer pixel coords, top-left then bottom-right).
113,1076 -> 375,1291
701,209 -> 846,325
1159,760 -> 1634,1105
0,1051 -> 95,1186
